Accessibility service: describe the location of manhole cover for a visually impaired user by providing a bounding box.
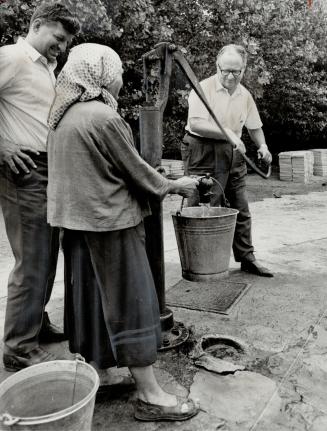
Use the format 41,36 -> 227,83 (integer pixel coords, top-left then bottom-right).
205,344 -> 243,361
201,336 -> 247,363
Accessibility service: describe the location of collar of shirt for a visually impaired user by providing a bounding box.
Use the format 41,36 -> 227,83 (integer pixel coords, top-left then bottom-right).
214,75 -> 242,98
17,37 -> 57,72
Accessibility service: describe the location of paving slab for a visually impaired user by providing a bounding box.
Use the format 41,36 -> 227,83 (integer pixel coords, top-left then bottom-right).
190,370 -> 282,429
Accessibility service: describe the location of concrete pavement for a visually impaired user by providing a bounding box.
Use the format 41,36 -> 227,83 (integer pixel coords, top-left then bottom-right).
0,177 -> 327,430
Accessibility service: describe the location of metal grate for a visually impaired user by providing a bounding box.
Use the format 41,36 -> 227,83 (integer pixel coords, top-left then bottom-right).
166,279 -> 250,315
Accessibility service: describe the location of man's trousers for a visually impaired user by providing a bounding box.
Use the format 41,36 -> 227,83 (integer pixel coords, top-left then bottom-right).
0,153 -> 59,353
182,134 -> 255,263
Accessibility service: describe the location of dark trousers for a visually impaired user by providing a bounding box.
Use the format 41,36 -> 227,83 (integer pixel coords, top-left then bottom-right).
183,134 -> 255,263
0,153 -> 59,353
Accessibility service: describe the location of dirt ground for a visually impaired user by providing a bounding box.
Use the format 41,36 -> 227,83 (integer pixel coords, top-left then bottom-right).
246,167 -> 327,202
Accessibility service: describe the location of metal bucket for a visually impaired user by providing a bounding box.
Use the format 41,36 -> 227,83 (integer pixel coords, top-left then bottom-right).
172,206 -> 239,281
0,360 -> 99,431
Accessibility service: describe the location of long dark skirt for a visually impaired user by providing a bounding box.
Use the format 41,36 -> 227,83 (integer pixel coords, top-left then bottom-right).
62,223 -> 161,369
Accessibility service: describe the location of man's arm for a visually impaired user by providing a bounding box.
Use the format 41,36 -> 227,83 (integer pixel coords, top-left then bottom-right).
189,118 -> 246,154
0,48 -> 40,173
247,128 -> 272,164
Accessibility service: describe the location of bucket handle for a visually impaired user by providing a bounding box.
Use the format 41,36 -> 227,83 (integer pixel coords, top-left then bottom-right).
211,177 -> 229,208
176,176 -> 228,216
0,413 -> 20,426
177,197 -> 185,216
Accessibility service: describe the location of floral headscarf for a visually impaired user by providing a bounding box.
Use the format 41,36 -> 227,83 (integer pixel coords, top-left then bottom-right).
48,43 -> 122,129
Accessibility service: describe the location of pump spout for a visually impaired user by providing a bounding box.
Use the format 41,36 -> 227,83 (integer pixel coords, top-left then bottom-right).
197,173 -> 214,204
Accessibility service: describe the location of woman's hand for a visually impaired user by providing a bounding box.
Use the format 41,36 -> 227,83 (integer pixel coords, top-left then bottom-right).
168,176 -> 199,197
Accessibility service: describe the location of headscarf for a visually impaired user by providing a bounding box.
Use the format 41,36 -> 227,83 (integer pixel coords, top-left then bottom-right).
48,43 -> 122,129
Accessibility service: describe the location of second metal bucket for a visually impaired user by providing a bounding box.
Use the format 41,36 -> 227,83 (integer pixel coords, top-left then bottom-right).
172,206 -> 239,281
0,360 -> 99,431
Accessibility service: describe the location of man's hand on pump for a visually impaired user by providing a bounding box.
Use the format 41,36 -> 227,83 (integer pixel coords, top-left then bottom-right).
247,128 -> 272,165
224,128 -> 246,155
257,144 -> 272,164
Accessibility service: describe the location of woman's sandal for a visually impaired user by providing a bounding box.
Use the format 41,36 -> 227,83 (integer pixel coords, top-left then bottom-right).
134,396 -> 199,422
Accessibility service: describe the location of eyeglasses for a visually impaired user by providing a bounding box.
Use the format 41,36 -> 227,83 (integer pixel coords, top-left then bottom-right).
218,66 -> 242,77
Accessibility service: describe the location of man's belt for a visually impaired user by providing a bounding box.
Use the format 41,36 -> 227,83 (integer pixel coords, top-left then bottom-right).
185,131 -> 227,144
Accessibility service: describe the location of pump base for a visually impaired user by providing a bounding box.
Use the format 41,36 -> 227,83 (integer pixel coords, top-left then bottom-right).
158,321 -> 189,351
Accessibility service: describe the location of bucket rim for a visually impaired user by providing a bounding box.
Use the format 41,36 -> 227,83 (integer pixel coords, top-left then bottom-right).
172,206 -> 239,219
0,359 -> 100,426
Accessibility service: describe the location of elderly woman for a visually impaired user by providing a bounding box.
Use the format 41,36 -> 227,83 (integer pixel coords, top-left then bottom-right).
47,43 -> 199,422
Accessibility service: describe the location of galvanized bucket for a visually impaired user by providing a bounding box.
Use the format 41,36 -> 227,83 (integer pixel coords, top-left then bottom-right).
172,206 -> 239,281
0,360 -> 99,431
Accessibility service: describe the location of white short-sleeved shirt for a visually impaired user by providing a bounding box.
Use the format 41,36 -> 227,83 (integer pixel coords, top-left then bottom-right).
185,74 -> 263,138
0,38 -> 56,152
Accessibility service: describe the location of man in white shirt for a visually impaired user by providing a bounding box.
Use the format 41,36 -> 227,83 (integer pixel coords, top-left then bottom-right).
0,2 -> 80,371
183,44 -> 273,277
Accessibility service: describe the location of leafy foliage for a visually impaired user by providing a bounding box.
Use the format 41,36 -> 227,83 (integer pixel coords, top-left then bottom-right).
1,0 -> 327,156
0,0 -> 37,44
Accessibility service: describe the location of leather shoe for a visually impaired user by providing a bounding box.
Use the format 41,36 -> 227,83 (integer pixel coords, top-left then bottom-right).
241,260 -> 274,277
3,347 -> 56,372
39,313 -> 67,343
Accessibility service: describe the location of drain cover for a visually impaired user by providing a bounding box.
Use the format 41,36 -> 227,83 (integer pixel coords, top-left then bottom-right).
166,279 -> 250,314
